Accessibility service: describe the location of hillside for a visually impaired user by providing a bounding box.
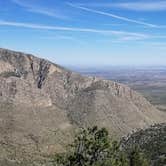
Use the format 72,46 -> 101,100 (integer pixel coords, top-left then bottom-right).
121,123 -> 166,166
0,48 -> 165,163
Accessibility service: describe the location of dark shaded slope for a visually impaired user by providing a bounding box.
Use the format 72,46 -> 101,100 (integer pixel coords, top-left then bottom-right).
121,123 -> 166,166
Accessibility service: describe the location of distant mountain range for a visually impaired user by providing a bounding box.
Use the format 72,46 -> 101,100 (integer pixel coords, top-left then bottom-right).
0,48 -> 165,164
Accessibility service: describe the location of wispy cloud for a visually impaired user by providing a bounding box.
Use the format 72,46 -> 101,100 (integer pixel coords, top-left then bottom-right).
73,1 -> 166,12
40,35 -> 86,44
39,35 -> 75,40
0,20 -> 148,40
67,3 -> 158,28
118,36 -> 146,41
11,0 -> 67,19
88,1 -> 166,12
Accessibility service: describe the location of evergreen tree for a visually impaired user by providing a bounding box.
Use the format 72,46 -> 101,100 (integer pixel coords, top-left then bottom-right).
128,146 -> 149,166
53,126 -> 149,166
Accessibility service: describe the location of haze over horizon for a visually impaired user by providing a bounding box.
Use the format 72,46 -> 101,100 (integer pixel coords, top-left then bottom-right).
0,0 -> 166,66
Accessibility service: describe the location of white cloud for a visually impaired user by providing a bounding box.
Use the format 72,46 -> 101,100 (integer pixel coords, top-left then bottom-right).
67,3 -> 158,28
102,1 -> 166,12
74,1 -> 166,12
11,0 -> 67,19
0,20 -> 148,40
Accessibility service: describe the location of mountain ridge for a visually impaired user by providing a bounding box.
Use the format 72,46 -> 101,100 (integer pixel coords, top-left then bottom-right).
0,48 -> 165,161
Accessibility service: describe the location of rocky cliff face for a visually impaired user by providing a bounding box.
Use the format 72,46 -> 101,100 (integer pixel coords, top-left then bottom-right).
0,48 -> 165,162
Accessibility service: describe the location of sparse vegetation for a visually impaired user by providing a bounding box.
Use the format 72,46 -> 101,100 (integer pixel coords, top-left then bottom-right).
0,71 -> 21,78
121,123 -> 166,166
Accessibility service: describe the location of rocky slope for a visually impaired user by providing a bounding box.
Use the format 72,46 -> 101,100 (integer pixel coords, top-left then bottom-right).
121,123 -> 166,166
0,48 -> 165,162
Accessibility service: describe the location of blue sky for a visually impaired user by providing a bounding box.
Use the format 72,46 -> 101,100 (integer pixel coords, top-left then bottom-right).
0,0 -> 166,66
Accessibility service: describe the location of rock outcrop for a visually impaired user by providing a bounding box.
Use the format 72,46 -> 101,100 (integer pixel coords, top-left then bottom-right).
0,48 -> 165,162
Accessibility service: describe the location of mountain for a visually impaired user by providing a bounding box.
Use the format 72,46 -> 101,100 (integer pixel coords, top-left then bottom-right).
0,48 -> 165,163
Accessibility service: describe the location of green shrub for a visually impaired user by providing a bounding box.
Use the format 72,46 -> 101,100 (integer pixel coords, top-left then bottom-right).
52,126 -> 149,166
